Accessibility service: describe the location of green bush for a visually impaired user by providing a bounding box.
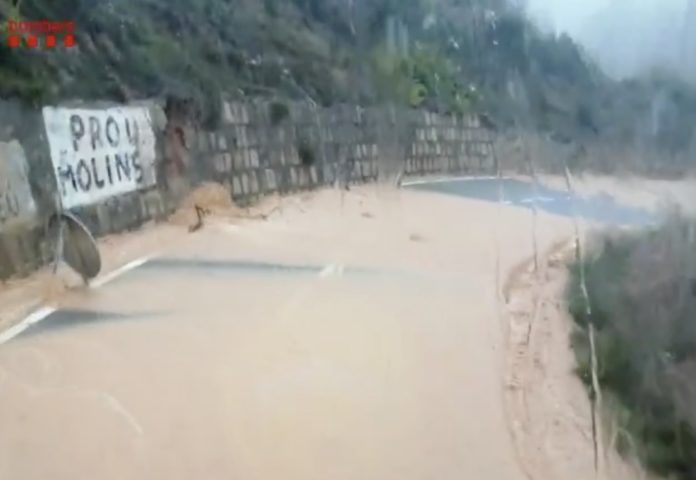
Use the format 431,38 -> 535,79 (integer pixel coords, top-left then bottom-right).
567,216 -> 696,479
370,42 -> 476,113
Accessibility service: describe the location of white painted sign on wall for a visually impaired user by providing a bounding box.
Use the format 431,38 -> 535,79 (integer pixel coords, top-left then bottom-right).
43,106 -> 157,209
0,140 -> 37,227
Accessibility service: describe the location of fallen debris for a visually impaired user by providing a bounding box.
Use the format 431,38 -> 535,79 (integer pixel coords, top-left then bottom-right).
188,205 -> 210,233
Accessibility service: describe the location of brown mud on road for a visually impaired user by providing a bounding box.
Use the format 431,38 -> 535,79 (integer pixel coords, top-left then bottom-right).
0,184 -> 638,480
503,243 -> 649,480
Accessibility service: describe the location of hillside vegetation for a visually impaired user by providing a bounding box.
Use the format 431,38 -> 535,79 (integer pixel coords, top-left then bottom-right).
1,0 -> 695,170
568,217 -> 696,479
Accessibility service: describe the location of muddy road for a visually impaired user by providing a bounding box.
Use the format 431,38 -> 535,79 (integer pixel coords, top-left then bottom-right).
0,183 -> 646,479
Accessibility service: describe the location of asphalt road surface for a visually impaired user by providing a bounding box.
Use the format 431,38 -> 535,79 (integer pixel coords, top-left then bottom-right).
0,186 -> 599,480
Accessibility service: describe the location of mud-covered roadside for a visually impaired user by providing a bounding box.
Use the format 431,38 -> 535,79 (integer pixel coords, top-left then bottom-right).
0,183 -> 299,333
0,179 -> 668,480
502,242 -> 654,480
0,184 -> 574,480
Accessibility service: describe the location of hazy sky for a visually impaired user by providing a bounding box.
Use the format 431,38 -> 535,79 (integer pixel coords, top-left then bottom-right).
526,0 -> 694,80
526,0 -> 610,34
526,0 -> 687,35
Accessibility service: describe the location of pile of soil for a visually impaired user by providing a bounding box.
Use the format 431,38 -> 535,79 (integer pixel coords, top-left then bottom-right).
169,182 -> 243,227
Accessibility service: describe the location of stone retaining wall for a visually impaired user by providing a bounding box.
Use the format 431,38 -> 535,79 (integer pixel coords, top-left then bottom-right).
0,98 -> 496,280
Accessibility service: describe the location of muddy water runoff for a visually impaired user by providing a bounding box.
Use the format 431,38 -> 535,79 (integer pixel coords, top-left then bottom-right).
0,183 -> 641,480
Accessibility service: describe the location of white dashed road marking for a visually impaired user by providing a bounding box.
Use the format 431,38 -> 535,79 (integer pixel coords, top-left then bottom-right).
0,306 -> 57,345
90,256 -> 154,289
0,256 -> 153,345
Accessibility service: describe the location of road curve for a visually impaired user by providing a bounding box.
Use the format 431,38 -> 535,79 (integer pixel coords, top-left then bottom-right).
0,186 -> 582,480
